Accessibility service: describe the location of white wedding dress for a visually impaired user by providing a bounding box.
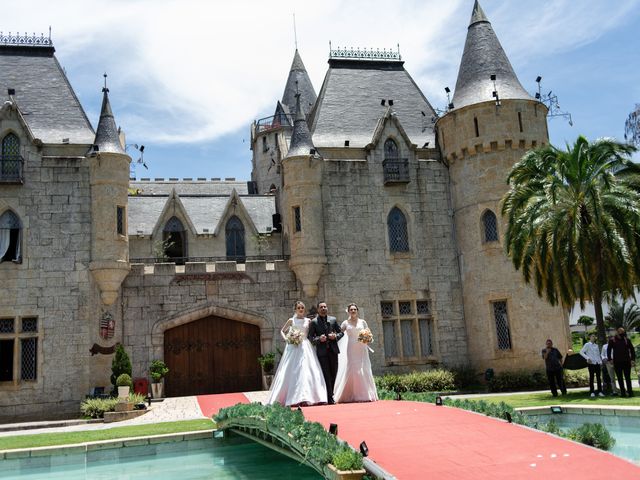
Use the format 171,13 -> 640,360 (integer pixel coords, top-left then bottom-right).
266,316 -> 328,406
334,318 -> 378,403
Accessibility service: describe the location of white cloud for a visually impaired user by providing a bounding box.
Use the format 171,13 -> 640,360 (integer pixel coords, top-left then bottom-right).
3,0 -> 638,147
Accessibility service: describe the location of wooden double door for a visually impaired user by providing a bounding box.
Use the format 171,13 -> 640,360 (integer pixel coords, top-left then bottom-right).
164,316 -> 261,397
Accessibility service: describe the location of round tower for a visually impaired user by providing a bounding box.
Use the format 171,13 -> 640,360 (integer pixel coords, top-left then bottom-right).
281,92 -> 326,298
436,1 -> 568,372
88,86 -> 131,305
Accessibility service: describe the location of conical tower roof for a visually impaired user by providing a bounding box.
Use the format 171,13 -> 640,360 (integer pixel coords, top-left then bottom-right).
287,92 -> 315,157
451,0 -> 532,110
281,49 -> 317,117
93,87 -> 125,154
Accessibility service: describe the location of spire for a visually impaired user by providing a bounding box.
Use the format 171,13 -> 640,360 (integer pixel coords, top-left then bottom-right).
287,91 -> 315,157
93,75 -> 125,154
451,1 -> 532,110
281,49 -> 317,117
469,0 -> 489,26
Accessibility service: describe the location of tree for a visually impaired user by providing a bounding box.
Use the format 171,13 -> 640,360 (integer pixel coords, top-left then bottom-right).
577,315 -> 594,334
502,136 -> 640,344
111,344 -> 132,395
605,300 -> 640,332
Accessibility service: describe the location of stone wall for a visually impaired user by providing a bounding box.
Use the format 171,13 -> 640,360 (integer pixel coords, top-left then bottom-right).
121,260 -> 299,379
0,145 -> 104,420
312,120 -> 469,374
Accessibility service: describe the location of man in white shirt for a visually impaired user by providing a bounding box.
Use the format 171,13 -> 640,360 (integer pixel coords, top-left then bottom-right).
601,336 -> 620,395
580,334 -> 604,397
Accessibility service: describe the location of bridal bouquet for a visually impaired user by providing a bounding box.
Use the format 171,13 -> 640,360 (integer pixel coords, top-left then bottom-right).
286,327 -> 305,346
358,328 -> 374,345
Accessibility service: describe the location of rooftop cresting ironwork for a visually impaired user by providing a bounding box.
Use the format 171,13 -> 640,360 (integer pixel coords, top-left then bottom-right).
0,29 -> 53,47
329,42 -> 401,61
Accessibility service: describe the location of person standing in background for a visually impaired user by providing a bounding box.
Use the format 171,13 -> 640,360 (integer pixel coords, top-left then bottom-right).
542,339 -> 567,397
580,334 -> 604,397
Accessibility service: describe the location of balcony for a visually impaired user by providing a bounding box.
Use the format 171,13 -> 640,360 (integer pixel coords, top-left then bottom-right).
0,155 -> 24,184
255,113 -> 293,134
382,158 -> 410,184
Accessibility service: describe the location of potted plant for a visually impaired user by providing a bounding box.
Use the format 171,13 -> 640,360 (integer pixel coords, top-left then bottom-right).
116,373 -> 133,399
258,352 -> 276,389
327,448 -> 366,480
150,359 -> 169,398
110,344 -> 132,396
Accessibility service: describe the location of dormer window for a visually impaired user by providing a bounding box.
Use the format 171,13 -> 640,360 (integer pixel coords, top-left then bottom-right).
382,138 -> 409,184
163,216 -> 187,263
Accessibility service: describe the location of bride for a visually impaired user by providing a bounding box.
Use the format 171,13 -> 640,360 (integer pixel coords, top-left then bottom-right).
266,301 -> 328,406
334,303 -> 378,403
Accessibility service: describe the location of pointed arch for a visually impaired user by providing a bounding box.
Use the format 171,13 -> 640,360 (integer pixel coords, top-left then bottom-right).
0,209 -> 22,262
482,209 -> 499,243
384,138 -> 399,160
163,216 -> 187,262
1,132 -> 21,180
387,207 -> 409,252
226,215 -> 246,261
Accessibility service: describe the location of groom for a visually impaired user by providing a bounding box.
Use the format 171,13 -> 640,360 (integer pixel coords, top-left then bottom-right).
309,301 -> 343,404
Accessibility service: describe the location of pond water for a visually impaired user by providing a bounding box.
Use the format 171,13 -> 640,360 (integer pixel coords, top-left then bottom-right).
0,435 -> 321,480
527,412 -> 640,464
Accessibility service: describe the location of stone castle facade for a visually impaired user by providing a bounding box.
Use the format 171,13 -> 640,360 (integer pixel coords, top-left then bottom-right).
1,1 -> 569,420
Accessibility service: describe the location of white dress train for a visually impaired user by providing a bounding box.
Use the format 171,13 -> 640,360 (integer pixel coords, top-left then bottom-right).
334,318 -> 378,403
266,316 -> 328,406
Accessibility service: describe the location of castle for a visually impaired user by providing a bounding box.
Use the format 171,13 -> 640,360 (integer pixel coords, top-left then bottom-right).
0,1 -> 569,420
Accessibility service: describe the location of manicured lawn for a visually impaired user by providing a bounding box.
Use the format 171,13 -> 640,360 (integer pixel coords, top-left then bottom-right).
0,419 -> 214,451
465,391 -> 640,409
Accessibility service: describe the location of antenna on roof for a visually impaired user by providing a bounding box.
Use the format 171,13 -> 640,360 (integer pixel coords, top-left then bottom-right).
293,12 -> 298,50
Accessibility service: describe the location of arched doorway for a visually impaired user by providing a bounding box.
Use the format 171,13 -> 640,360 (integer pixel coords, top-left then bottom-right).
163,315 -> 261,396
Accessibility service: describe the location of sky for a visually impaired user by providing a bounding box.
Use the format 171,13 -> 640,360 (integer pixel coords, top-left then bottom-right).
3,0 -> 639,181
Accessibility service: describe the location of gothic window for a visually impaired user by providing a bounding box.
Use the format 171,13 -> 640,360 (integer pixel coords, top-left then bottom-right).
381,299 -> 435,361
0,316 -> 38,383
0,210 -> 21,263
482,210 -> 499,243
163,216 -> 187,262
492,301 -> 512,350
387,207 -> 409,252
384,138 -> 399,160
1,133 -> 20,178
225,215 -> 245,261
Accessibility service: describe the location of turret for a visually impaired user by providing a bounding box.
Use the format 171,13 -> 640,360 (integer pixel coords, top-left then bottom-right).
88,85 -> 131,305
436,1 -> 567,371
281,92 -> 326,298
251,49 -> 316,196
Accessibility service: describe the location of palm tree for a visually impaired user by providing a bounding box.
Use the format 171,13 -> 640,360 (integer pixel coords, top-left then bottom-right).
502,136 -> 640,344
605,300 -> 640,332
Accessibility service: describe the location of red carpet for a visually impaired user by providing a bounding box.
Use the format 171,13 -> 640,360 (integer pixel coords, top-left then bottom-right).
300,400 -> 640,480
196,395 -> 639,479
197,392 -> 249,417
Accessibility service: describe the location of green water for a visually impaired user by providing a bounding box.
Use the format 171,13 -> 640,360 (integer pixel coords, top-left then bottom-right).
1,436 -> 322,479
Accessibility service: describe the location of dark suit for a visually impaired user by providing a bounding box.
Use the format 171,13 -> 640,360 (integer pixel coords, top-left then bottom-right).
308,315 -> 343,404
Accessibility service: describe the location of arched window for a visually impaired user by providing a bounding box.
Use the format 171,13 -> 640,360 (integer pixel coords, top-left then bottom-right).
482,210 -> 499,243
163,216 -> 186,263
384,138 -> 399,160
387,207 -> 409,252
1,133 -> 20,179
0,210 -> 22,263
226,216 -> 245,261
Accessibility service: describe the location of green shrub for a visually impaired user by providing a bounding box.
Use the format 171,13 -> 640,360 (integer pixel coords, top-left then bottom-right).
451,366 -> 480,390
80,397 -> 119,418
111,344 -> 132,394
564,369 -> 589,388
375,369 -> 456,393
488,369 -> 548,392
150,360 -> 169,383
116,373 -> 133,388
332,446 -> 364,471
566,423 -> 615,450
129,392 -> 146,404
